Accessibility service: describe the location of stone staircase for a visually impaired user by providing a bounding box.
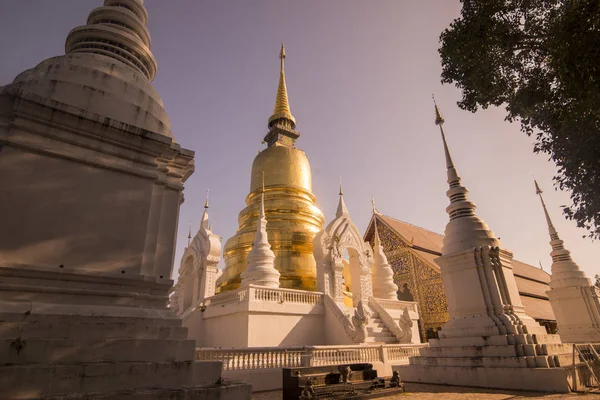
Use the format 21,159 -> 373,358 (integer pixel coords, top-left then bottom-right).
365,313 -> 396,344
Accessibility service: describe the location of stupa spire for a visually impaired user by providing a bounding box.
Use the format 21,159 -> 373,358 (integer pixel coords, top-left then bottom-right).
240,172 -> 280,288
263,43 -> 300,147
65,0 -> 157,80
433,97 -> 499,255
534,180 -> 558,240
187,223 -> 192,246
268,42 -> 296,127
336,177 -> 349,217
534,180 -> 590,288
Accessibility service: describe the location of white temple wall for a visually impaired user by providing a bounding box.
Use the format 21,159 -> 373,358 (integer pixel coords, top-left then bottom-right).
247,313 -> 325,347
198,313 -> 249,347
0,144 -> 153,275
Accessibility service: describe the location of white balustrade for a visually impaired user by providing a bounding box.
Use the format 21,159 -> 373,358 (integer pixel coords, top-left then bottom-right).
375,298 -> 418,312
251,286 -> 323,305
385,344 -> 423,361
203,285 -> 324,310
196,347 -> 307,371
204,286 -> 249,307
196,344 -> 427,371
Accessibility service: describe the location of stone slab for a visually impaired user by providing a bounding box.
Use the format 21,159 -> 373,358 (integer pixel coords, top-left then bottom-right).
0,338 -> 196,364
394,364 -> 571,393
0,361 -> 225,399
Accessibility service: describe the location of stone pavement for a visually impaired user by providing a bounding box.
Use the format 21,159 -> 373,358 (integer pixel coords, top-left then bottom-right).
252,383 -> 600,399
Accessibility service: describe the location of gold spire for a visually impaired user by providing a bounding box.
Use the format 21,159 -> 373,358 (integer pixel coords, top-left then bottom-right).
268,42 -> 296,128
204,189 -> 209,209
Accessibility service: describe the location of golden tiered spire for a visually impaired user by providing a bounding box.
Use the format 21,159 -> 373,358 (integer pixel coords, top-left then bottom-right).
268,42 -> 296,128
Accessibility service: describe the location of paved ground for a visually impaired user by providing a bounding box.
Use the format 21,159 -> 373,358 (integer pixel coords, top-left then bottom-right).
252,383 -> 600,399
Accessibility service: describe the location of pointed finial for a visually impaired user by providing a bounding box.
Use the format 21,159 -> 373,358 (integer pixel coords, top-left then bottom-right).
268,42 -> 296,128
262,171 -> 265,193
336,177 -> 349,217
538,260 -> 544,271
534,179 -> 543,195
204,189 -> 209,209
187,223 -> 192,246
433,94 -> 445,126
433,96 -> 455,171
280,41 -> 286,70
534,179 -> 556,236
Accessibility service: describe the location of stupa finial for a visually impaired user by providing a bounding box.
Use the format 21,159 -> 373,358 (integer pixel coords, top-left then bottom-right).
433,95 -> 455,171
187,223 -> 192,246
534,180 -> 558,239
204,189 -> 209,209
268,42 -> 296,128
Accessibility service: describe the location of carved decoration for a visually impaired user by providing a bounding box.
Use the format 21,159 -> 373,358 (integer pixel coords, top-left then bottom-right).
365,218 -> 450,342
314,204 -> 374,305
173,213 -> 222,316
323,295 -> 369,344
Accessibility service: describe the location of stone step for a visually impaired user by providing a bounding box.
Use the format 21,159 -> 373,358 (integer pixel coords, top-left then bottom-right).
395,364 -> 571,393
32,382 -> 252,400
0,361 -> 226,399
366,326 -> 388,334
365,337 -> 396,344
0,321 -> 188,341
367,330 -> 393,338
0,338 -> 196,364
29,381 -> 252,400
408,354 -> 560,368
420,345 -> 520,358
0,311 -> 182,328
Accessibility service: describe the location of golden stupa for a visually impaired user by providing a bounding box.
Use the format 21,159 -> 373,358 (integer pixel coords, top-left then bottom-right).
218,44 -> 325,292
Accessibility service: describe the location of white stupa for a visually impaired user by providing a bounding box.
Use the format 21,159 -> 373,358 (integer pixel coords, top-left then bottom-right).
535,180 -> 600,343
240,173 -> 281,288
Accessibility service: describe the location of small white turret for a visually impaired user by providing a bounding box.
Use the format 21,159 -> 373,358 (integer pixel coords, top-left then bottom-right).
370,197 -> 399,300
241,173 -> 280,288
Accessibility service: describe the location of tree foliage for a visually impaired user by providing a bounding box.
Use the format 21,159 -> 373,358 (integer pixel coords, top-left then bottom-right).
439,0 -> 600,239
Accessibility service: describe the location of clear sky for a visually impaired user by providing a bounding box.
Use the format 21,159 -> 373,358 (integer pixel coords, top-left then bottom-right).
1,0 -> 597,281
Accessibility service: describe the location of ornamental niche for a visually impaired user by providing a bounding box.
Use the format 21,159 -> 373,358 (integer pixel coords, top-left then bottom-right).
313,197 -> 374,306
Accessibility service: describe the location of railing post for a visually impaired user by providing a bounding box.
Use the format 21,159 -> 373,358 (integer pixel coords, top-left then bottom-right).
380,345 -> 388,364
302,346 -> 312,367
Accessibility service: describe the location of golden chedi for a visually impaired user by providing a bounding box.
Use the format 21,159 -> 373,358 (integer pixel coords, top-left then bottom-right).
218,44 -> 324,292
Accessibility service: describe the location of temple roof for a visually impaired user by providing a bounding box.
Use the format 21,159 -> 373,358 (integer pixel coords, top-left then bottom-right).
365,213 -> 555,320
